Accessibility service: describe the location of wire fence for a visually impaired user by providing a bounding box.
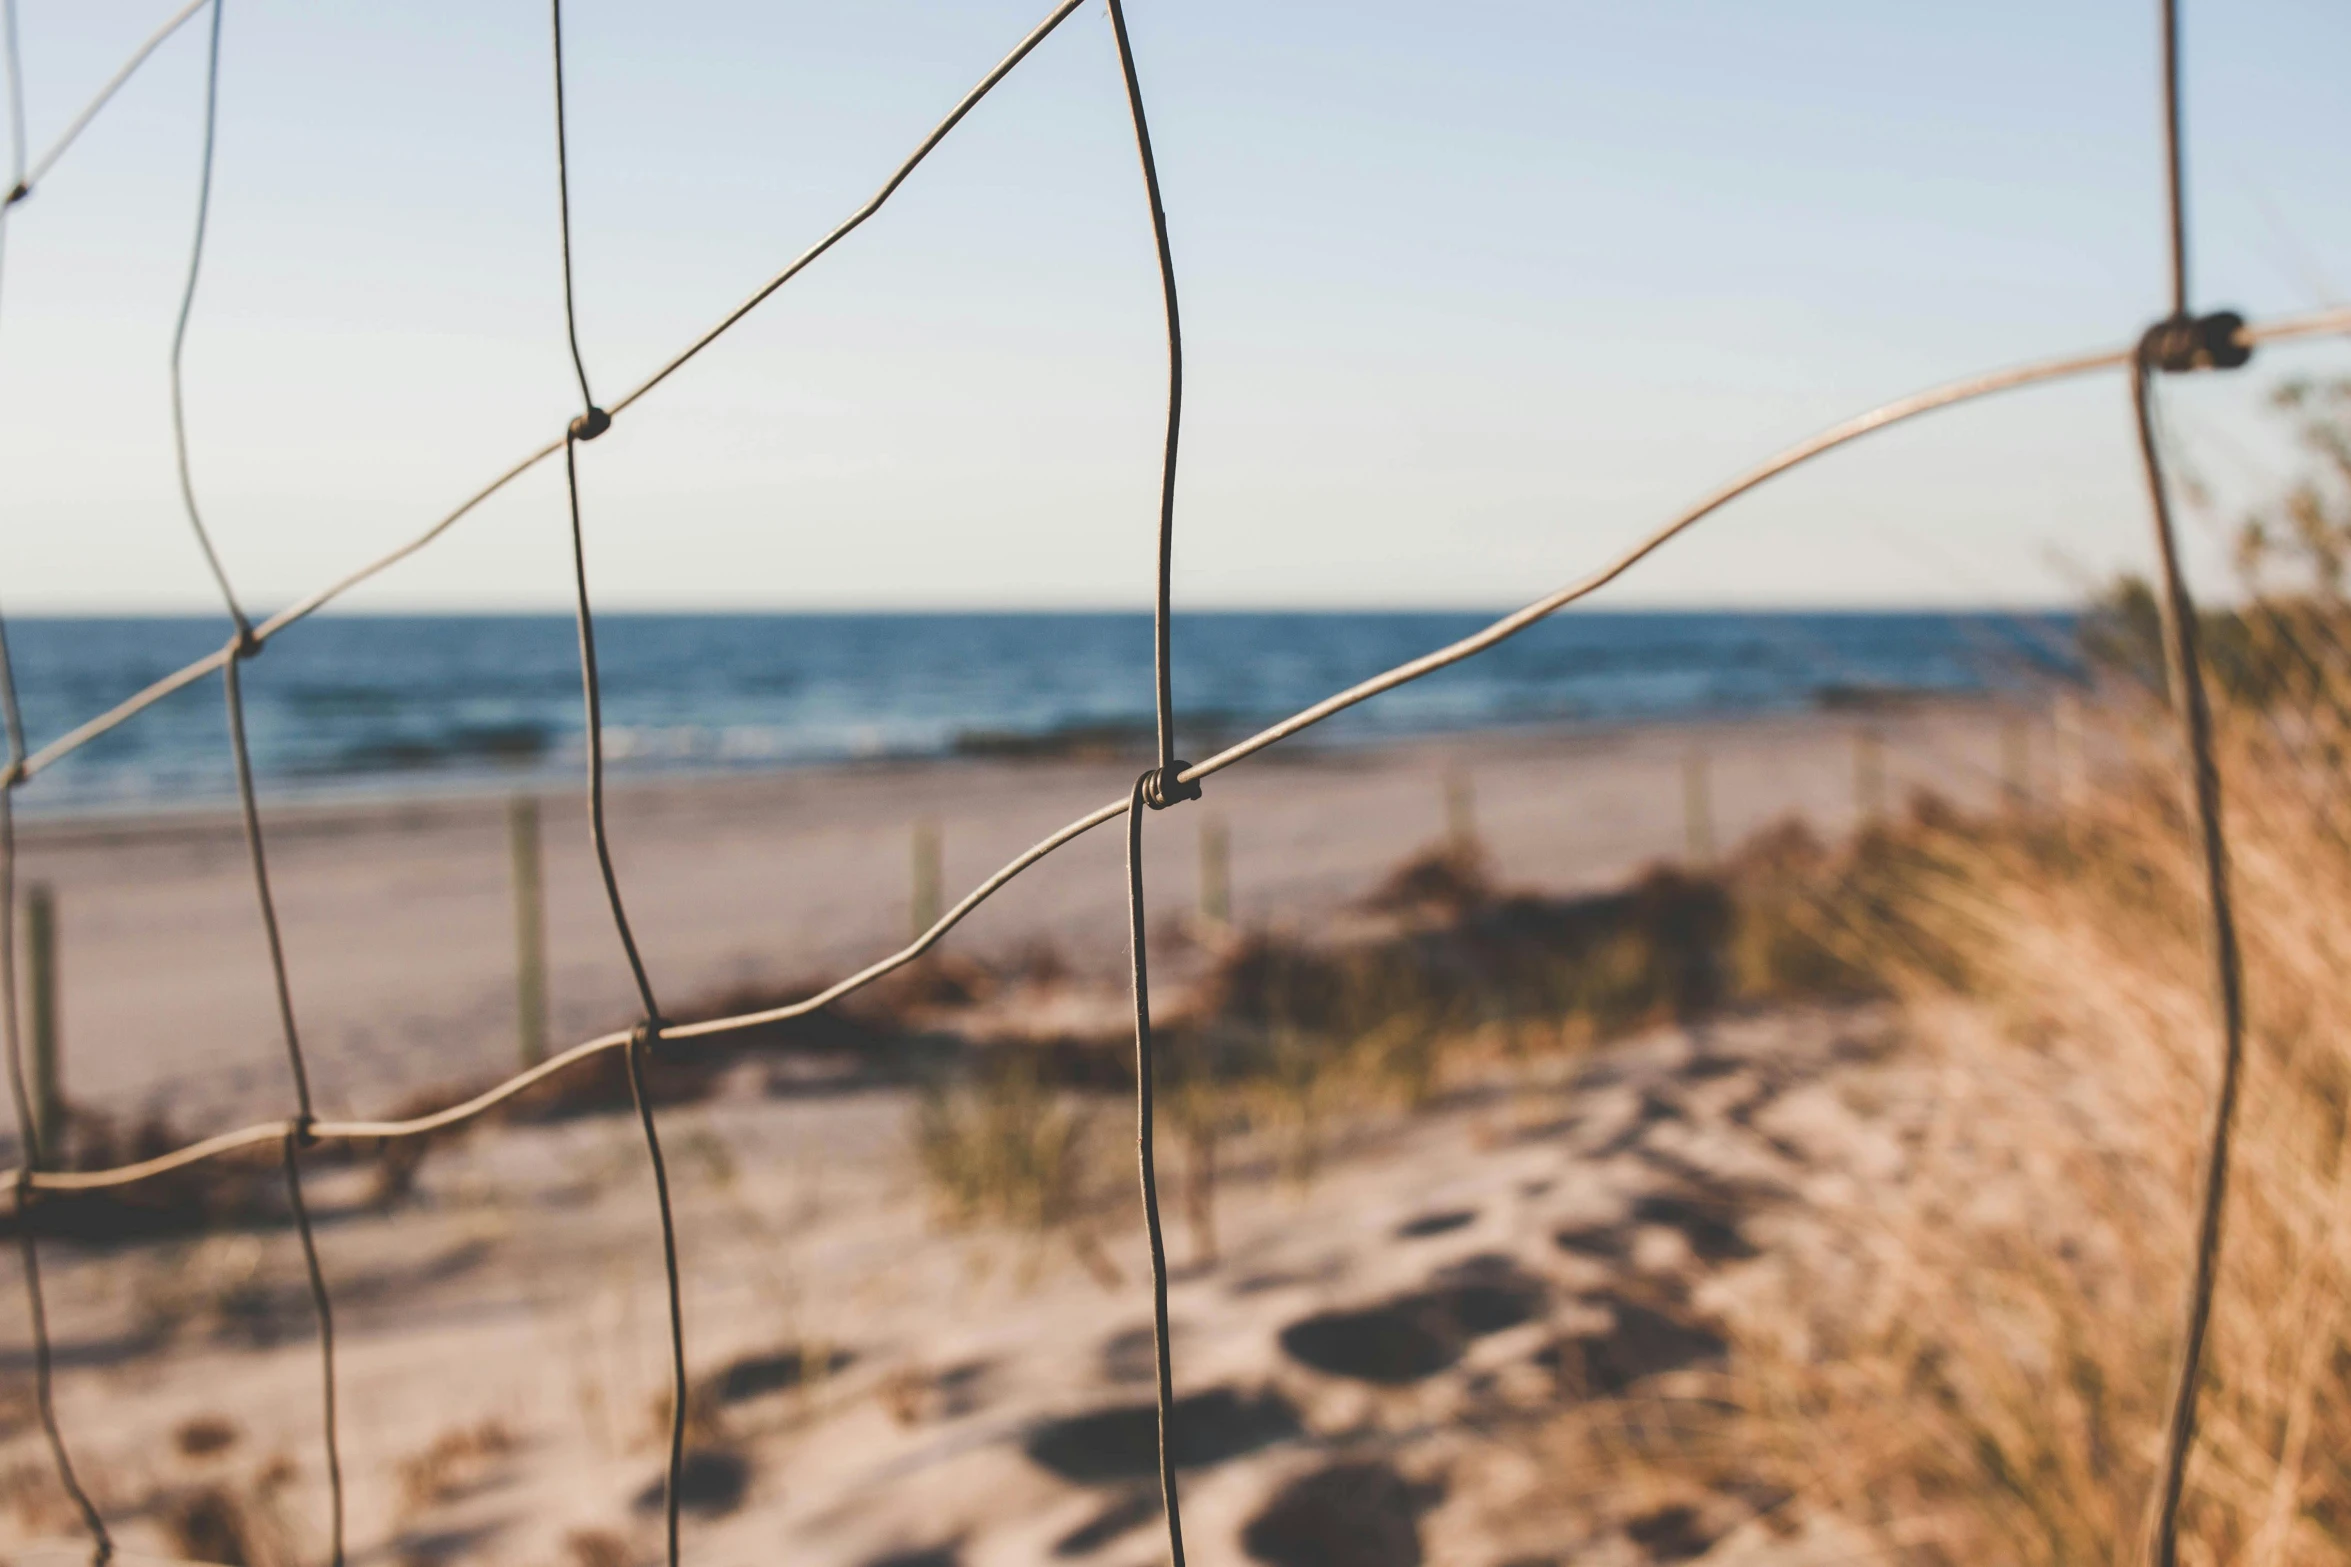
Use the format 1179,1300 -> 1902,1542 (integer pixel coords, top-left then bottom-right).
0,1 -> 2344,1564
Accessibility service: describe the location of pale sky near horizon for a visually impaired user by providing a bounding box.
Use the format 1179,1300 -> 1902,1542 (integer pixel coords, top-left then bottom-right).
0,0 -> 2346,615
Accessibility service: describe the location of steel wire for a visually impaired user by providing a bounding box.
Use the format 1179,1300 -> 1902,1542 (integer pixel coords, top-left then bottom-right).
550,9 -> 685,1557
0,12 -> 110,1551
1124,771 -> 1187,1567
143,7 -> 344,1551
11,0 -> 1094,787
0,13 -> 2342,1565
2136,342 -> 2247,1567
14,0 -> 211,199
0,684 -> 110,1561
168,0 -> 243,632
2138,5 -> 2250,1561
1105,0 -> 1187,790
1103,7 -> 1196,1557
25,310 -> 2351,1198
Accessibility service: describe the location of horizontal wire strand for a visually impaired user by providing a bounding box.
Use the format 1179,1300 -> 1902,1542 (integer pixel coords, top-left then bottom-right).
29,312 -> 2351,1194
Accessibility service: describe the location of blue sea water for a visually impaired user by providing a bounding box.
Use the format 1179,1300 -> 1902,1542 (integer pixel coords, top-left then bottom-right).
0,610 -> 2079,811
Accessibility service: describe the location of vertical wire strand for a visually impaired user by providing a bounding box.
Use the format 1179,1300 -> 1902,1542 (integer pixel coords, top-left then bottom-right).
559,449 -> 656,1022
561,379 -> 682,1567
0,688 -> 112,1564
2158,0 -> 2187,319
1108,10 -> 1192,1558
2140,8 -> 2244,1560
2136,349 -> 2247,1567
0,10 -> 111,1555
2,0 -> 21,198
167,9 -> 342,1550
549,0 -> 594,414
627,1027 -> 687,1567
1124,773 -> 1187,1567
1103,0 -> 1184,784
169,0 -> 245,632
221,659 -> 309,1117
550,12 -> 682,1558
221,656 -> 345,1567
281,1130 -> 342,1567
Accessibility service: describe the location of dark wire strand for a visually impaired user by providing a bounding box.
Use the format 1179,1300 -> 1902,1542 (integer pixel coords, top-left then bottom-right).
550,13 -> 681,1555
2159,0 -> 2188,319
1103,0 -> 1183,784
0,5 -> 103,1548
13,1201 -> 110,1562
0,782 -> 112,1560
549,0 -> 594,414
2133,350 -> 2246,1567
174,13 -> 341,1542
171,0 -> 242,630
3,0 -> 21,196
561,436 -> 657,1023
1124,772 -> 1187,1567
221,652 -> 345,1567
627,1027 -> 687,1567
281,1131 -> 344,1567
221,646 -> 309,1122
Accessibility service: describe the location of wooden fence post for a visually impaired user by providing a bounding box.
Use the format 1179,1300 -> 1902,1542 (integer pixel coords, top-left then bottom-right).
510,797 -> 548,1070
1445,765 -> 1475,855
1683,748 -> 1714,866
2002,714 -> 2031,810
1199,812 -> 1230,929
1854,728 -> 1885,825
25,881 -> 60,1165
912,819 -> 942,939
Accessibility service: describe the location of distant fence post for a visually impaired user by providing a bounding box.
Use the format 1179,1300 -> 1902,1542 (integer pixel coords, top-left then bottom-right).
1682,748 -> 1714,866
2001,714 -> 2030,810
24,882 -> 60,1166
912,819 -> 943,939
510,797 -> 548,1070
2054,692 -> 2086,813
1445,765 -> 1475,855
1199,812 -> 1231,930
1854,728 -> 1885,825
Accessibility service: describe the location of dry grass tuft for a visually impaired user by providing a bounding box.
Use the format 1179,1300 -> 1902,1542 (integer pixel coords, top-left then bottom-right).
1544,379 -> 2351,1566
396,1417 -> 518,1515
911,1061 -> 1097,1233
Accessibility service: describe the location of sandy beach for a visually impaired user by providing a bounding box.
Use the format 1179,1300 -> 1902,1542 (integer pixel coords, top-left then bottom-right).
11,703 -> 2035,1139
0,698 -> 2052,1567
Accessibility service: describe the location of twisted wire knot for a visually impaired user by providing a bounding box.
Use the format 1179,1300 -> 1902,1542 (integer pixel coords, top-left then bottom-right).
0,759 -> 23,790
1142,762 -> 1200,810
228,621 -> 262,661
2140,310 -> 2251,375
570,405 -> 612,442
4,182 -> 26,207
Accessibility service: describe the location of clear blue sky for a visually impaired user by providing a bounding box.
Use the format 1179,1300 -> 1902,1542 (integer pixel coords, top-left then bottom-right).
1,0 -> 2346,613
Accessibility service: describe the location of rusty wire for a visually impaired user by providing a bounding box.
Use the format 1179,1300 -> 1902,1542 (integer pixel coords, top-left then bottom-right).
0,3 -> 2342,1564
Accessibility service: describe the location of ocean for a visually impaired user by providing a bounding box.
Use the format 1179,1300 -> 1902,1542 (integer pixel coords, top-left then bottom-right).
0,610 -> 2078,812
